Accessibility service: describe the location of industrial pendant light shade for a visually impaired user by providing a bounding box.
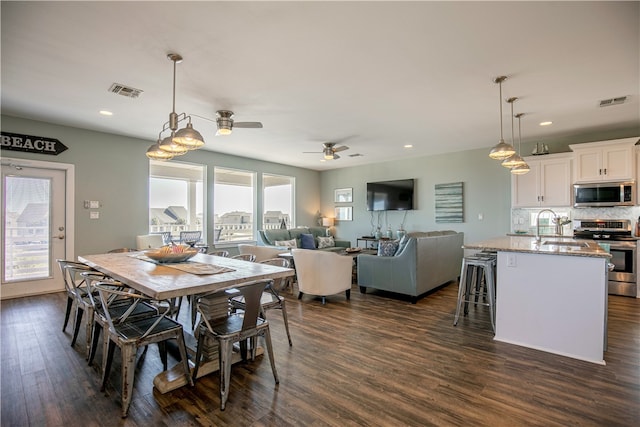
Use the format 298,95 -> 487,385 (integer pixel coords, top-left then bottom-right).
146,139 -> 174,161
501,97 -> 526,168
510,112 -> 530,175
174,120 -> 205,148
159,131 -> 189,155
489,76 -> 516,160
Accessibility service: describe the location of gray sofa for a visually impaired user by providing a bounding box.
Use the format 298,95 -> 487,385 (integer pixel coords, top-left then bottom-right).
357,231 -> 464,303
257,226 -> 350,252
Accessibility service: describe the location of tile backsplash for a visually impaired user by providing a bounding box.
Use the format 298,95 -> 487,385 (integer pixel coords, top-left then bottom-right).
511,206 -> 640,235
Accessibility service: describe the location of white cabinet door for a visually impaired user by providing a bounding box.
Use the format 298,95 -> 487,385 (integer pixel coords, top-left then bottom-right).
540,158 -> 572,206
511,155 -> 571,208
571,138 -> 637,183
512,162 -> 540,207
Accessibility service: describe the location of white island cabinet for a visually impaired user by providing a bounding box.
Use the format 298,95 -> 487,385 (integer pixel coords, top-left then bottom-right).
464,236 -> 610,364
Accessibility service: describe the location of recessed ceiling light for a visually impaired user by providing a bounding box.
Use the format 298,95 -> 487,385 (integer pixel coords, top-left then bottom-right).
404,144 -> 413,148
99,110 -> 113,116
539,121 -> 552,126
320,159 -> 326,162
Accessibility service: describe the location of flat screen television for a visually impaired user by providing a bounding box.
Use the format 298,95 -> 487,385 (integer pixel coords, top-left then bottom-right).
366,179 -> 414,211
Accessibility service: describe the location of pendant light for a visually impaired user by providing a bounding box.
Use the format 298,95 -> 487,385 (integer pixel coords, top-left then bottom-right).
501,97 -> 526,168
489,76 -> 516,160
147,53 -> 205,159
511,113 -> 530,175
145,138 -> 174,161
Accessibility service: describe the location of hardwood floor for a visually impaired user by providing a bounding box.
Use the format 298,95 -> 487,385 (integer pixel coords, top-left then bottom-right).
1,281 -> 638,426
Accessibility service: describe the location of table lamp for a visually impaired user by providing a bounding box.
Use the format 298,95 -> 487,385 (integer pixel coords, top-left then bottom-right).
322,217 -> 335,236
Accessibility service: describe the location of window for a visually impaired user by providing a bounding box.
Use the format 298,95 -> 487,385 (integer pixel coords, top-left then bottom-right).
149,160 -> 205,243
214,168 -> 255,243
263,174 -> 294,230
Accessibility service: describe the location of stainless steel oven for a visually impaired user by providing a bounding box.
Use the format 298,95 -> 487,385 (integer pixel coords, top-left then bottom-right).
573,219 -> 638,297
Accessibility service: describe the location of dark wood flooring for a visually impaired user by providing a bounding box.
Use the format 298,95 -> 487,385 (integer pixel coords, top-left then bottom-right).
2,281 -> 639,426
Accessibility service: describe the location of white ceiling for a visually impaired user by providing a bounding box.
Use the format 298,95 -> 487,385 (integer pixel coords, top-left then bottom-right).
1,1 -> 639,171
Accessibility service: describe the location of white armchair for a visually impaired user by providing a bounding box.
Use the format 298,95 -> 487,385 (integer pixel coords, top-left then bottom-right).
135,234 -> 164,250
292,249 -> 352,304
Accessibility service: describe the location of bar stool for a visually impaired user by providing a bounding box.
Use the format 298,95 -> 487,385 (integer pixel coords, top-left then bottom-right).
453,252 -> 497,333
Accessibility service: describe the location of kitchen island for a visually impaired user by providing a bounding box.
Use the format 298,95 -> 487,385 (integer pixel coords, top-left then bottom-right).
464,236 -> 610,364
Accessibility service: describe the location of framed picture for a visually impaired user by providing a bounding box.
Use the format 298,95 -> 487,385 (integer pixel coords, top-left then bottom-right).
334,188 -> 353,203
334,206 -> 353,221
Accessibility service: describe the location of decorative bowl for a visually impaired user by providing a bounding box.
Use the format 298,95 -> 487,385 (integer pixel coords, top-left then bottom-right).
145,247 -> 199,263
345,247 -> 362,253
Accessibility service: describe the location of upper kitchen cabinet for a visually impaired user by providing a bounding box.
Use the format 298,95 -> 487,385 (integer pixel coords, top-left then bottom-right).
570,138 -> 639,183
511,153 -> 572,208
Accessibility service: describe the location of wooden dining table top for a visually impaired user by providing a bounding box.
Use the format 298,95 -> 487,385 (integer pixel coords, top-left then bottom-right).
78,251 -> 294,300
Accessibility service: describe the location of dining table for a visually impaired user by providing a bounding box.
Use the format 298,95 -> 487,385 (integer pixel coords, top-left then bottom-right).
78,251 -> 294,393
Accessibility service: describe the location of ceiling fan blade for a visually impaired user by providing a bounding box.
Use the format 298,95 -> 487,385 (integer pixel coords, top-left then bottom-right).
333,145 -> 349,152
233,121 -> 263,129
303,151 -> 322,154
333,153 -> 341,160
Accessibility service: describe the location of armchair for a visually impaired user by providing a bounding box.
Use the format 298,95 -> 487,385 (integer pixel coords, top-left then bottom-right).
292,249 -> 352,304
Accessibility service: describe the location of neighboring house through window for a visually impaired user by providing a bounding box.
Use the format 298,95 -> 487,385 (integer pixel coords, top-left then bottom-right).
263,173 -> 294,230
214,167 -> 255,243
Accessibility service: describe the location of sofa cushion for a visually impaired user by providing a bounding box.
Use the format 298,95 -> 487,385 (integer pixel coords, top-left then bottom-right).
300,233 -> 316,249
274,239 -> 297,248
317,236 -> 335,249
307,226 -> 328,240
263,229 -> 292,246
377,240 -> 399,256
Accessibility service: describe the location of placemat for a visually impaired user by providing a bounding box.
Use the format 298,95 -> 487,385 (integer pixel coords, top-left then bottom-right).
131,254 -> 235,275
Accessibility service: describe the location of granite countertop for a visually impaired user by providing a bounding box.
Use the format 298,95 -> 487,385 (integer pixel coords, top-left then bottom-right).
464,236 -> 611,258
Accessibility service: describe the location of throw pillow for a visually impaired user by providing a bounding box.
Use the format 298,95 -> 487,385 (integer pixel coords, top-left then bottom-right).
317,236 -> 335,249
377,240 -> 399,256
300,233 -> 316,249
274,239 -> 297,248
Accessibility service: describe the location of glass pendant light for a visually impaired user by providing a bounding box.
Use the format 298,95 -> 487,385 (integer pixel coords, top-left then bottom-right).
502,97 -> 526,168
510,113 -> 530,175
489,76 -> 516,160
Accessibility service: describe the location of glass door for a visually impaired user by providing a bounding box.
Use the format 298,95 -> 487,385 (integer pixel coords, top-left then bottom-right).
2,164 -> 67,298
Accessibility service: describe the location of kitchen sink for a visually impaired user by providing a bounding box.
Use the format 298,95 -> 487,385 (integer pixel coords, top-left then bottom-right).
542,240 -> 588,248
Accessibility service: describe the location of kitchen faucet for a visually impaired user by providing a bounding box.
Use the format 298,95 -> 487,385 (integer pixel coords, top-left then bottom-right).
535,209 -> 558,242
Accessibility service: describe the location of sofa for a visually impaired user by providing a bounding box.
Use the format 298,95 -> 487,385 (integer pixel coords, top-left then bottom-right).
257,226 -> 350,253
357,231 -> 464,303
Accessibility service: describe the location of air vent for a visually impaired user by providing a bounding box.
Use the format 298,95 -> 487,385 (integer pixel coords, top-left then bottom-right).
348,153 -> 364,157
108,83 -> 143,98
599,96 -> 627,107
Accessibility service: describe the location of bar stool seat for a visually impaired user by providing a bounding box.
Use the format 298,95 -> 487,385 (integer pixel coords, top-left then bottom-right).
453,253 -> 497,333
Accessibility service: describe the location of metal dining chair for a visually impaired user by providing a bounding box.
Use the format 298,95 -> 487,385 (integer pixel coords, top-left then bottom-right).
179,230 -> 202,245
94,282 -> 193,418
208,250 -> 230,257
57,259 -> 95,335
192,279 -> 279,410
229,258 -> 293,346
231,253 -> 256,262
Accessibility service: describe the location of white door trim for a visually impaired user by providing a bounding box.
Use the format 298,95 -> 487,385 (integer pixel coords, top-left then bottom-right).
2,156 -> 75,269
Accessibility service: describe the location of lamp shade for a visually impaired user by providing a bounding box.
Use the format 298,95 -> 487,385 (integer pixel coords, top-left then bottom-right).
174,122 -> 205,148
489,139 -> 516,160
501,153 -> 526,168
146,141 -> 174,160
510,163 -> 531,175
158,132 -> 188,155
322,217 -> 334,227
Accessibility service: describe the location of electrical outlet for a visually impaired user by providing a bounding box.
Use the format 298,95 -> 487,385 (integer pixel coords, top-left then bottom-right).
478,213 -> 484,221
507,253 -> 517,267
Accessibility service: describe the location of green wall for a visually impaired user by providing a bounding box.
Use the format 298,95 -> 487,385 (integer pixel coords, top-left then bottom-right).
319,148 -> 512,246
1,115 -> 320,257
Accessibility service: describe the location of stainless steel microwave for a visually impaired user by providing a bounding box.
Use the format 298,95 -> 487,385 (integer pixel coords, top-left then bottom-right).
573,181 -> 636,207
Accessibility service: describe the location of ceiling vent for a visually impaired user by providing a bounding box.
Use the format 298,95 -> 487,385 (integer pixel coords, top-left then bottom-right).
599,96 -> 627,107
108,83 -> 143,98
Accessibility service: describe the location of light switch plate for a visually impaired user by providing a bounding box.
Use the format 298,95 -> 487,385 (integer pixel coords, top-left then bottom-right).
90,211 -> 99,219
89,200 -> 100,209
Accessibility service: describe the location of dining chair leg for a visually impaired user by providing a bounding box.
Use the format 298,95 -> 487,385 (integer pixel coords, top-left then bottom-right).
191,332 -> 205,383
176,331 -> 194,386
71,306 -> 84,347
88,322 -> 102,366
120,343 -> 137,418
158,341 -> 168,371
218,339 -> 234,411
85,307 -> 95,359
63,296 -> 73,331
101,340 -> 116,392
262,329 -> 279,384
279,300 -> 293,346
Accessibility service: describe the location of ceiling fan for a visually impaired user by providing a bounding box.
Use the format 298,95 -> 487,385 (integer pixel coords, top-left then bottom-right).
193,110 -> 263,136
304,142 -> 349,160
